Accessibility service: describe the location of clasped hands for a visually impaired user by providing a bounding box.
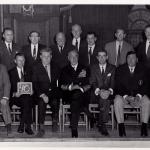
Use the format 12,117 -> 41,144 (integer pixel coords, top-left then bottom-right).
95,88 -> 111,100
69,83 -> 84,93
78,69 -> 86,78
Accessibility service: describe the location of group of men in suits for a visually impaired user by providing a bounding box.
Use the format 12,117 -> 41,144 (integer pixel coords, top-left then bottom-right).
0,23 -> 150,138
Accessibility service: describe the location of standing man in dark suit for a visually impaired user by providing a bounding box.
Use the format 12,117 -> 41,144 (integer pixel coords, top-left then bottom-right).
9,53 -> 34,135
59,50 -> 91,138
22,31 -> 46,74
136,25 -> 150,68
67,24 -> 86,65
105,28 -> 134,67
0,64 -> 13,137
51,32 -> 75,70
0,28 -> 20,71
114,51 -> 150,137
32,48 -> 60,137
90,50 -> 115,136
81,32 -> 99,67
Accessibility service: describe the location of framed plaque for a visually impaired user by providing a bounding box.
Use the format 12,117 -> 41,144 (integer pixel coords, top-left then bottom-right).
17,82 -> 32,95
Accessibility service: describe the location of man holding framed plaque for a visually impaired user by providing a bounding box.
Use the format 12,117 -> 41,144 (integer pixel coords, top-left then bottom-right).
9,53 -> 34,135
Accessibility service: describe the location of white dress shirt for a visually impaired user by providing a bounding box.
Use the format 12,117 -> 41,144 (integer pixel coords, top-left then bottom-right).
99,63 -> 107,73
146,40 -> 150,54
116,41 -> 123,55
58,45 -> 64,53
5,41 -> 12,51
72,37 -> 81,50
17,67 -> 24,79
31,44 -> 38,58
88,44 -> 95,55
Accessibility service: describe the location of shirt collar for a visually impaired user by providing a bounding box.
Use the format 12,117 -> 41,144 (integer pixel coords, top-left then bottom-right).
71,63 -> 78,69
116,40 -> 123,46
31,43 -> 38,48
17,66 -> 23,72
88,44 -> 95,49
99,63 -> 107,69
5,41 -> 12,46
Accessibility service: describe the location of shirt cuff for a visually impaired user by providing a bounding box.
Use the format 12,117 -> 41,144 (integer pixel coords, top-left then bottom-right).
68,84 -> 72,91
2,97 -> 9,100
80,87 -> 84,93
108,88 -> 113,95
136,94 -> 142,99
95,88 -> 100,96
123,95 -> 128,99
39,94 -> 45,98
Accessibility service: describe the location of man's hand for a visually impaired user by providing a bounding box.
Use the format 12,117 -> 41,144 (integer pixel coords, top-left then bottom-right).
42,95 -> 49,104
78,69 -> 86,78
14,92 -> 22,98
71,85 -> 81,91
0,98 -> 7,105
100,89 -> 110,100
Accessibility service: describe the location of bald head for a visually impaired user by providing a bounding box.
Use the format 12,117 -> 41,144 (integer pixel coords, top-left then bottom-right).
72,24 -> 82,39
56,32 -> 66,47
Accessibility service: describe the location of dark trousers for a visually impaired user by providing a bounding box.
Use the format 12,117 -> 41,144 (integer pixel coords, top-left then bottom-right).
38,95 -> 59,125
98,98 -> 110,125
10,95 -> 33,125
70,91 -> 92,129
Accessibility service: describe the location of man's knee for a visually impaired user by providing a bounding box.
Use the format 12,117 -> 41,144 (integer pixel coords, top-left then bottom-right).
114,95 -> 123,106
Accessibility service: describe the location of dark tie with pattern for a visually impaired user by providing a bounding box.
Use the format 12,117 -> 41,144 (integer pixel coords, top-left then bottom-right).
89,47 -> 92,64
33,46 -> 36,60
116,44 -> 121,67
75,39 -> 78,50
20,70 -> 24,82
147,42 -> 150,58
8,43 -> 12,54
101,66 -> 105,75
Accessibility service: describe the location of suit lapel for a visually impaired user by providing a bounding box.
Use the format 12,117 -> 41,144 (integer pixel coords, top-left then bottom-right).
15,67 -> 21,81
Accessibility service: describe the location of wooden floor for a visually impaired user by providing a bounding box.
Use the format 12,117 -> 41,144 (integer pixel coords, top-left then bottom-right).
0,125 -> 150,148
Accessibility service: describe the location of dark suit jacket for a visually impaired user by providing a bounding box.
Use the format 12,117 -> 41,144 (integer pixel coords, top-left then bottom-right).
67,37 -> 87,65
90,63 -> 115,92
50,44 -> 75,69
59,63 -> 90,103
79,44 -> 99,67
115,63 -> 149,97
9,67 -> 32,96
32,61 -> 60,98
21,44 -> 46,70
0,41 -> 20,71
105,40 -> 134,66
0,64 -> 11,99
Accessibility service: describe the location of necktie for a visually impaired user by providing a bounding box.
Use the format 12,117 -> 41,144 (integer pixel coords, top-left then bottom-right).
8,43 -> 12,54
45,65 -> 51,82
101,66 -> 105,75
33,46 -> 36,60
147,42 -> 150,58
116,44 -> 121,67
75,39 -> 78,50
88,47 -> 92,64
20,69 -> 24,82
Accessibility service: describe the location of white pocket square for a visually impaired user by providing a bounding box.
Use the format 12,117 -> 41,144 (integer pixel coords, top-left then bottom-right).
107,73 -> 111,77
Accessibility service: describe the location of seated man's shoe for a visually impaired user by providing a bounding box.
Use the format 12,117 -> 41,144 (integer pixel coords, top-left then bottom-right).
6,124 -> 14,138
71,128 -> 78,138
17,124 -> 24,133
141,123 -> 148,137
118,123 -> 126,137
36,129 -> 45,137
90,117 -> 95,129
101,124 -> 109,136
25,128 -> 34,135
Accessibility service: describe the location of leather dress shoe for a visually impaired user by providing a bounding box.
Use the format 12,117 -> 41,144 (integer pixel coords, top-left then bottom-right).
118,123 -> 126,137
25,128 -> 34,135
141,123 -> 148,137
100,124 -> 109,136
71,129 -> 78,138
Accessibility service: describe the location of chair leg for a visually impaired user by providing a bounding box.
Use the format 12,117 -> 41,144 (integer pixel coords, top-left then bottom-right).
35,105 -> 38,131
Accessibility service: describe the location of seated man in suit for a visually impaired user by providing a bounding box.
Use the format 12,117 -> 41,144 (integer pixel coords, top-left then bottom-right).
32,48 -> 60,137
105,28 -> 134,67
0,64 -> 13,137
114,51 -> 150,137
9,53 -> 34,135
0,27 -> 20,71
90,50 -> 115,136
59,50 -> 91,138
51,32 -> 75,70
22,31 -> 46,74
